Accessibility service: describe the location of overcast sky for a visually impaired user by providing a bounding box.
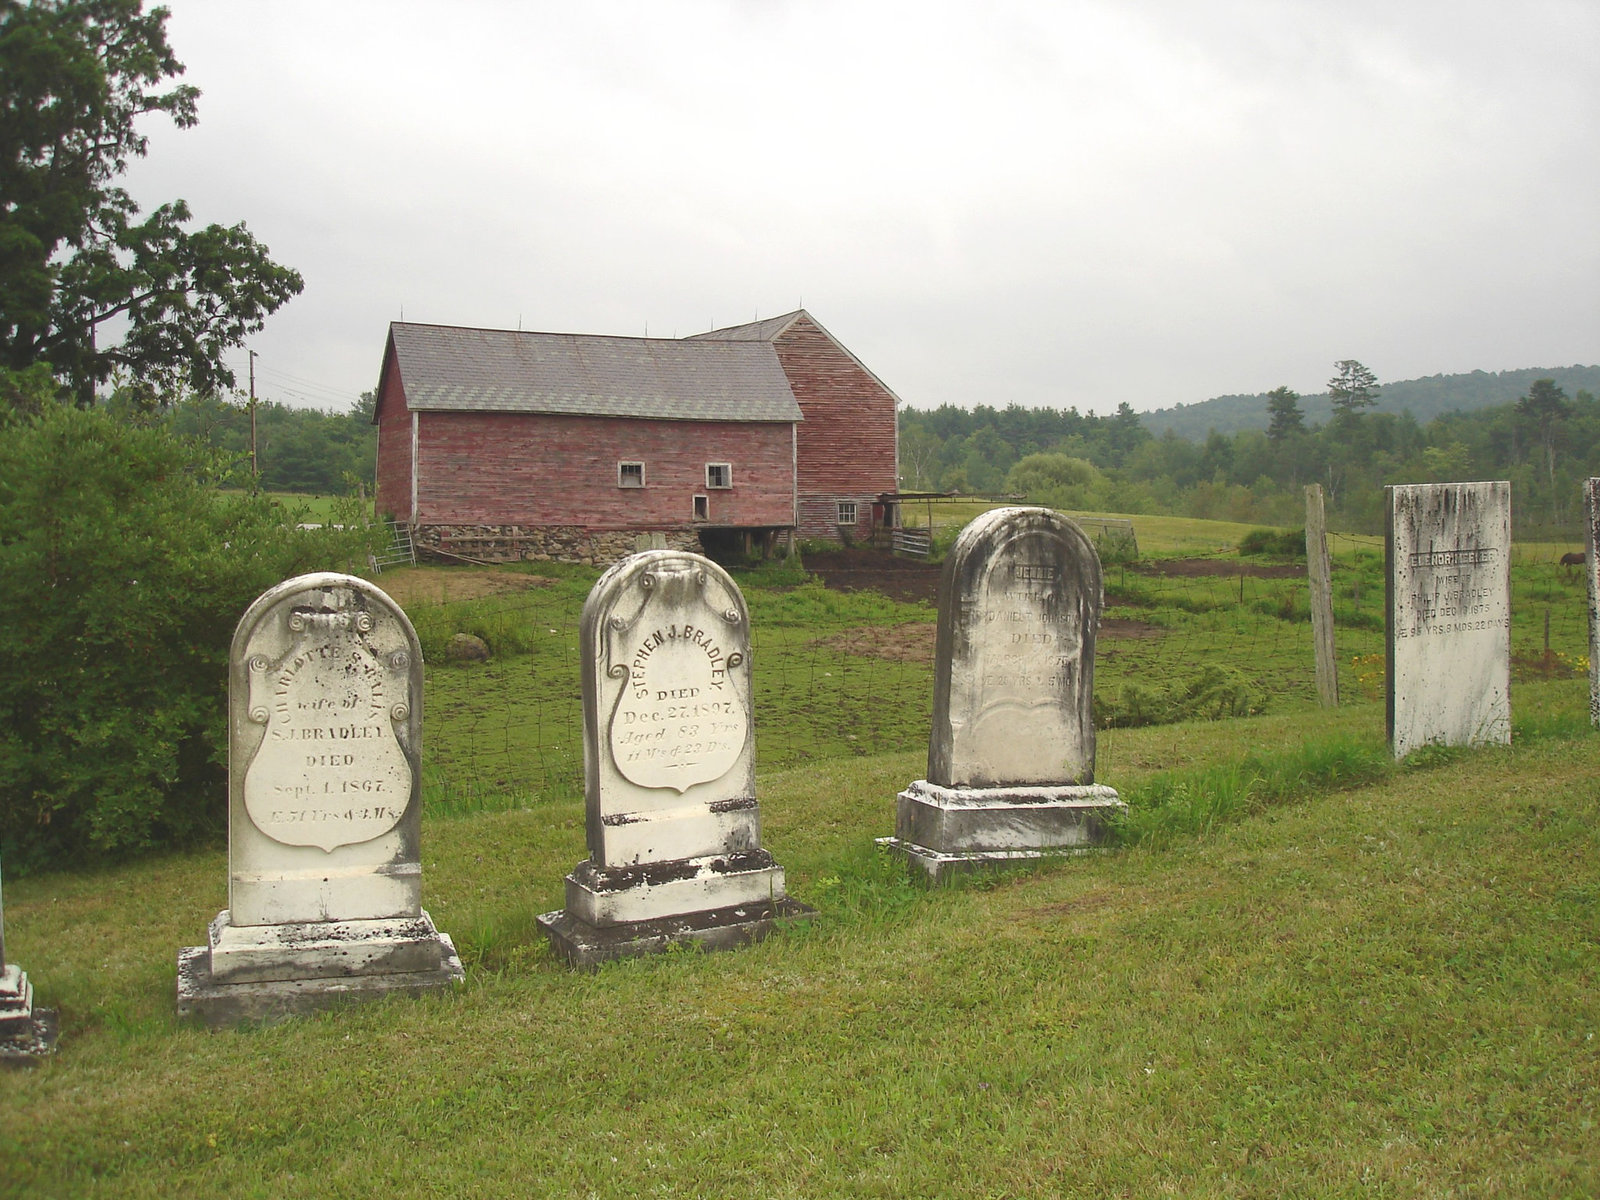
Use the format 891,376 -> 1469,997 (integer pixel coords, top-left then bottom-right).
122,0 -> 1598,414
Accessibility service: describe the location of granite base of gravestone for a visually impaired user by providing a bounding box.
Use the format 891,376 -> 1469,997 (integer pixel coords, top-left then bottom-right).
879,507 -> 1125,882
537,551 -> 812,968
1386,482 -> 1512,760
177,573 -> 462,1028
0,860 -> 58,1062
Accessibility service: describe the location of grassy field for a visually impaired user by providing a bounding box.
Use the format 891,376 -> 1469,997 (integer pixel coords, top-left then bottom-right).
376,513 -> 1590,812
1,685 -> 1595,1198
3,511 -> 1593,1196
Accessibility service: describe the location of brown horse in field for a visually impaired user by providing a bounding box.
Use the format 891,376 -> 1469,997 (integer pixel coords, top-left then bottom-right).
1560,551 -> 1585,567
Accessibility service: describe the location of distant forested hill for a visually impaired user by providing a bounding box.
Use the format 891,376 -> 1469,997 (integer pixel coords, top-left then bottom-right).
1142,365 -> 1600,440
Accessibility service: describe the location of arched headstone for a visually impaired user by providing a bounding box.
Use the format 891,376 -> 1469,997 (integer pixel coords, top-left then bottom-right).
881,508 -> 1123,880
178,573 -> 462,1025
538,551 -> 811,966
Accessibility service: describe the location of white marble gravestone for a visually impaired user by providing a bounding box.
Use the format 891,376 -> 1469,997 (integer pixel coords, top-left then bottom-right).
1585,478 -> 1600,728
178,573 -> 462,1026
880,507 -> 1124,881
0,857 -> 57,1059
538,551 -> 811,966
1386,482 -> 1512,759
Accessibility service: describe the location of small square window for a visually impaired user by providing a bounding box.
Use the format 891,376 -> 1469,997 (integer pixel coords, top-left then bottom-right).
693,495 -> 709,521
706,463 -> 732,489
837,500 -> 857,526
618,461 -> 644,488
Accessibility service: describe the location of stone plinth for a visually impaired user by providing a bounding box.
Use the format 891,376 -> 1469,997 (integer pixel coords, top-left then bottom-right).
178,573 -> 462,1027
1386,483 -> 1512,759
0,860 -> 56,1062
881,507 -> 1124,880
537,551 -> 811,967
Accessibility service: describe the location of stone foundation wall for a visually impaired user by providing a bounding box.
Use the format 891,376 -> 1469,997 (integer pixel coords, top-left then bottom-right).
413,525 -> 703,566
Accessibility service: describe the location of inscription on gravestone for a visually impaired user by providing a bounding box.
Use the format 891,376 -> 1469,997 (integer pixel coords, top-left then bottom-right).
243,605 -> 412,852
1386,482 -> 1512,759
885,507 -> 1122,881
177,573 -> 461,1026
539,551 -> 810,966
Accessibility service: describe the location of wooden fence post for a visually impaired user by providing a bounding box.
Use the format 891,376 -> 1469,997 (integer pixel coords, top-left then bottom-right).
1306,484 -> 1339,707
1585,478 -> 1600,727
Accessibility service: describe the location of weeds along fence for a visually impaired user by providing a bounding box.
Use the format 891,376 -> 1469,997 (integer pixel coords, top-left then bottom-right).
400,544 -> 1592,816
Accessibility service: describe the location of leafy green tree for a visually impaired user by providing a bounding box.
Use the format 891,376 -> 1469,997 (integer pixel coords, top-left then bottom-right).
0,404 -> 376,866
1328,360 -> 1380,423
0,0 -> 302,406
1515,378 -> 1569,495
1005,453 -> 1105,510
1265,386 -> 1305,442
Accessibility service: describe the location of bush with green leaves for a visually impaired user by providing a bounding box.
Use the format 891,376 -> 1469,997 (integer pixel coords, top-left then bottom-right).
0,405 -> 377,867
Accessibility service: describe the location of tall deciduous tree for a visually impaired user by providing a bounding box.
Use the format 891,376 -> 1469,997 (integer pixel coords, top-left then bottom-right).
1515,377 -> 1568,494
1327,359 -> 1380,422
0,0 -> 302,406
1264,386 -> 1304,443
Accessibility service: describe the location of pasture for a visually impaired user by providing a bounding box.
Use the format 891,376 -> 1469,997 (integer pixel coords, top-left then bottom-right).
1,512 -> 1594,1198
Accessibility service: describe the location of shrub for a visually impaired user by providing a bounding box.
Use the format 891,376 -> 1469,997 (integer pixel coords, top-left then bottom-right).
1238,527 -> 1306,557
0,405 -> 377,868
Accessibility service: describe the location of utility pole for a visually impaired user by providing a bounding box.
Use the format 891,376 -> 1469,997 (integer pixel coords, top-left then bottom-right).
248,349 -> 259,488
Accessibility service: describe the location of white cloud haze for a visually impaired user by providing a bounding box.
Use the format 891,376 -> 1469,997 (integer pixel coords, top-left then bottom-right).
121,0 -> 1599,413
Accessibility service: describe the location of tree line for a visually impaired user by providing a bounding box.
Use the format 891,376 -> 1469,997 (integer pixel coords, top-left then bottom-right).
899,364 -> 1600,538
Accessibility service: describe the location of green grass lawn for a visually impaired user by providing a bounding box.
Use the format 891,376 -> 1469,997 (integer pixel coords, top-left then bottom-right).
2,691 -> 1596,1198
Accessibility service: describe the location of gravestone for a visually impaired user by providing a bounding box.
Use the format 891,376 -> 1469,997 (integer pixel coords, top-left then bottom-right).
538,551 -> 811,966
0,857 -> 58,1060
1586,478 -> 1600,727
177,573 -> 462,1026
880,507 -> 1124,881
1386,482 -> 1512,759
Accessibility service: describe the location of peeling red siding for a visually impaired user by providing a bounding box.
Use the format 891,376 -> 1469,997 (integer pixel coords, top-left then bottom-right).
413,412 -> 794,530
374,345 -> 412,521
772,315 -> 898,539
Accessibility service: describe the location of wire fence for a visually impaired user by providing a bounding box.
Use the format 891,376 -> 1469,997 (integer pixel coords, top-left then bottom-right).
404,544 -> 1593,814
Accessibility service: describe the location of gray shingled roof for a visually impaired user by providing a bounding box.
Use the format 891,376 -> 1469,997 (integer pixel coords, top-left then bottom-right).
389,323 -> 803,422
686,311 -> 805,342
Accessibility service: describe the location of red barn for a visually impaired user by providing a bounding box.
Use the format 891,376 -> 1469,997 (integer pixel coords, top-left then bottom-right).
373,310 -> 900,563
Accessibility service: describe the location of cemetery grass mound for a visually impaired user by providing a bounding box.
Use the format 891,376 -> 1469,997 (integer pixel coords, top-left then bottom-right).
1,689 -> 1595,1197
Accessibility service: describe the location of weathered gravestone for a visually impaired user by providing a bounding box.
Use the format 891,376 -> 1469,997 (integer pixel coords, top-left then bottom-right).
1586,478 -> 1600,728
881,507 -> 1124,881
177,573 -> 462,1026
1386,482 -> 1512,759
537,551 -> 811,966
0,857 -> 58,1060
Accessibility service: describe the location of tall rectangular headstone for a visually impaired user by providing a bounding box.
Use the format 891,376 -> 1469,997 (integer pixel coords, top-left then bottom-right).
0,858 -> 57,1059
1386,482 -> 1512,759
538,551 -> 811,966
1586,478 -> 1600,727
178,573 -> 462,1026
881,507 -> 1124,881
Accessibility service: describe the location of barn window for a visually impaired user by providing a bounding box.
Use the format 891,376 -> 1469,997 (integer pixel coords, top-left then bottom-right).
693,494 -> 709,521
706,463 -> 732,489
618,461 -> 645,488
836,500 -> 857,526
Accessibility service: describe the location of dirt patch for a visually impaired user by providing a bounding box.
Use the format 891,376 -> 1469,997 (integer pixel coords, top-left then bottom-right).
1131,557 -> 1303,579
803,547 -> 941,604
813,624 -> 936,663
1015,891 -> 1117,921
374,568 -> 555,607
